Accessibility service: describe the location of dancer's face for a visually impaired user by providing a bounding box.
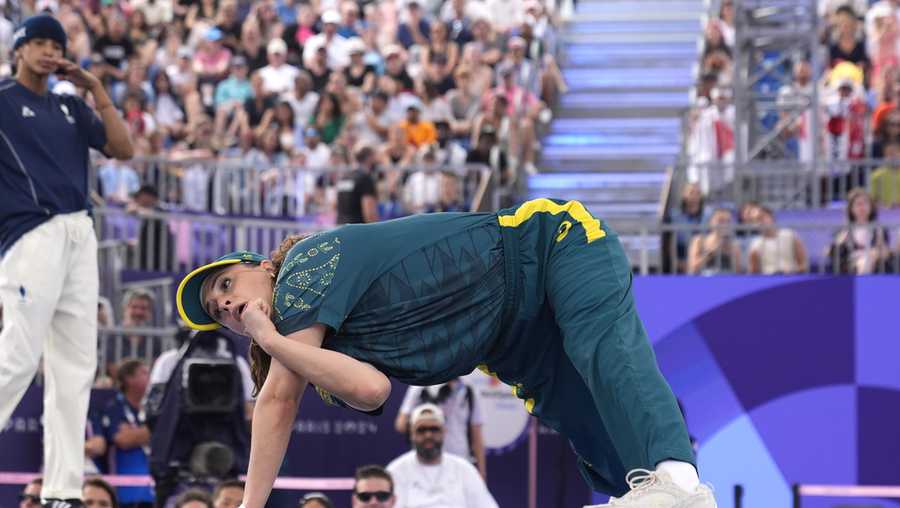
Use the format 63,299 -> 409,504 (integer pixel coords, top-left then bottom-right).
202,262 -> 276,334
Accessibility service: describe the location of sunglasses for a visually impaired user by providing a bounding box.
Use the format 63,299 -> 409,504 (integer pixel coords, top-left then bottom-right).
415,425 -> 442,435
355,491 -> 392,502
19,494 -> 41,504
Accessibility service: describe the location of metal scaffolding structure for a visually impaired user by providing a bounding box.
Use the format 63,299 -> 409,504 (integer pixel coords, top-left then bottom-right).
733,0 -> 821,169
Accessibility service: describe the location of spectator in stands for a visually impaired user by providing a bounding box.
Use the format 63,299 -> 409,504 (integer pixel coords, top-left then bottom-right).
829,5 -> 869,71
310,93 -> 345,144
865,1 -> 900,82
466,126 -> 508,185
352,465 -> 395,508
824,76 -> 866,161
688,85 -> 734,192
128,185 -> 175,271
440,0 -> 474,45
213,56 -> 252,144
297,127 -> 332,168
446,66 -> 481,137
688,208 -> 743,275
829,188 -> 894,273
240,71 -> 276,134
336,145 -> 380,224
397,0 -> 431,49
663,183 -> 709,274
871,140 -> 900,207
434,120 -> 467,166
777,60 -> 814,162
153,70 -> 188,142
300,492 -> 335,508
387,404 -> 498,508
102,359 -> 154,508
93,12 -> 133,82
85,410 -> 108,474
174,489 -> 214,508
873,101 -> 900,158
345,38 -> 377,94
339,1 -> 363,38
18,477 -> 42,508
211,479 -> 244,508
400,102 -> 438,148
305,10 -> 350,69
283,71 -> 319,131
260,38 -> 300,96
384,45 -> 415,92
748,206 -> 809,274
193,27 -> 232,90
395,378 -> 487,479
84,477 -> 120,508
104,289 -> 159,378
98,158 -> 141,205
237,19 -> 267,72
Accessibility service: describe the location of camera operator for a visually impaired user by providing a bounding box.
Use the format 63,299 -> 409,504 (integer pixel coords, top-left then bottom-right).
144,328 -> 252,508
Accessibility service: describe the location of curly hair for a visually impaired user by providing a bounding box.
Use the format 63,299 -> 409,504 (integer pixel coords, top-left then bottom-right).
248,234 -> 307,396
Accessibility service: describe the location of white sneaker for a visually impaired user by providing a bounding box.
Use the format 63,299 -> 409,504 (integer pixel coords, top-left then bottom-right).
583,469 -> 716,508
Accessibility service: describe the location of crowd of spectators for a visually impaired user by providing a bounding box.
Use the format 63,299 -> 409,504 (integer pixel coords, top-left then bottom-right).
1,0 -> 566,220
683,0 -> 900,194
664,182 -> 898,274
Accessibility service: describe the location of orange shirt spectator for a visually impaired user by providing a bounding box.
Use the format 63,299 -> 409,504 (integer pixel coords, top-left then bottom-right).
399,105 -> 437,147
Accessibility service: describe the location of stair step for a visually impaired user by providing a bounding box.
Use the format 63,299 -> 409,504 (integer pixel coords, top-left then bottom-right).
539,157 -> 675,172
562,32 -> 700,44
573,1 -> 704,14
563,69 -> 695,90
567,20 -> 701,34
560,91 -> 690,109
549,117 -> 681,132
568,10 -> 705,22
544,134 -> 680,147
542,144 -> 680,157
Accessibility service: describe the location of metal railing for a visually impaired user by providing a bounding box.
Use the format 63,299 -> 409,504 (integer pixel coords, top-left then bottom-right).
90,157 -> 498,219
617,222 -> 900,275
96,326 -> 180,382
674,159 -> 900,209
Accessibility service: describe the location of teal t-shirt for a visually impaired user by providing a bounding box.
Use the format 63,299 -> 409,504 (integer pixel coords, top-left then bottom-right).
272,212 -> 507,388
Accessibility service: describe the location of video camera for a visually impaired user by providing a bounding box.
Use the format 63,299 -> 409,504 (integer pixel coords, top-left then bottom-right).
146,328 -> 250,508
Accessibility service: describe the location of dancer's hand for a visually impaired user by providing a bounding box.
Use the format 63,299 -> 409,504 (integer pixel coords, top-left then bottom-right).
241,298 -> 276,344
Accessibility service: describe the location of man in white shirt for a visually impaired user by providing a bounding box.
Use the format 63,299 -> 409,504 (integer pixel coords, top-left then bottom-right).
394,378 -> 487,478
304,9 -> 350,69
387,404 -> 498,508
260,38 -> 300,96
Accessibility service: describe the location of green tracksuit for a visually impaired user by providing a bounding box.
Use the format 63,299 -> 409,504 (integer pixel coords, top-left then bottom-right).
272,198 -> 695,496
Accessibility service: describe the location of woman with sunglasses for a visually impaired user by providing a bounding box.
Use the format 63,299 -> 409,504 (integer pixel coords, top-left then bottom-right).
177,198 -> 715,508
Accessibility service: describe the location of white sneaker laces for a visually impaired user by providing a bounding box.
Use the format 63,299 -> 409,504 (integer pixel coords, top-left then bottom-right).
609,469 -> 660,504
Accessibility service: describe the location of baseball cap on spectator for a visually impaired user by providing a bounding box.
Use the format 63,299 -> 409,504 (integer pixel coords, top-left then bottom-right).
305,127 -> 320,138
347,37 -> 366,55
231,55 -> 247,67
267,38 -> 287,55
384,44 -> 403,59
205,27 -> 223,42
321,10 -> 341,24
411,403 -> 445,427
177,46 -> 192,59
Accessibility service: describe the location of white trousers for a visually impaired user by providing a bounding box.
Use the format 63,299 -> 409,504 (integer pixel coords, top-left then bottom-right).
0,211 -> 98,500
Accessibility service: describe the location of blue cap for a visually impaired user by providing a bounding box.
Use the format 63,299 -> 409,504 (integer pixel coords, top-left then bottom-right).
176,251 -> 267,330
305,127 -> 319,137
205,27 -> 223,42
13,14 -> 67,53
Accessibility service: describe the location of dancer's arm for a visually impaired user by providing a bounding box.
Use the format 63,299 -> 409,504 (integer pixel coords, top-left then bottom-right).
242,358 -> 306,508
256,324 -> 392,412
241,299 -> 392,411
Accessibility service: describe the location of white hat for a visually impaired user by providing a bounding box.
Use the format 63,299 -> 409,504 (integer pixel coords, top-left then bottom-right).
347,37 -> 366,54
321,9 -> 341,24
267,38 -> 287,55
411,403 -> 445,427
